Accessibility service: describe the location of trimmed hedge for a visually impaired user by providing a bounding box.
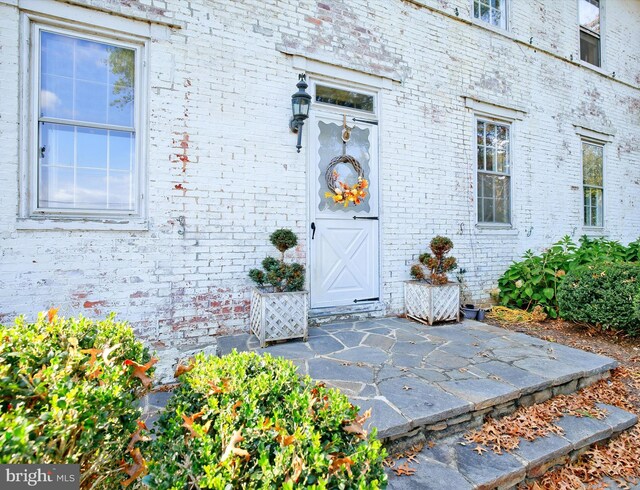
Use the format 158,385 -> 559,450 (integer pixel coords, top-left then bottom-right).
0,311 -> 153,489
145,351 -> 387,489
557,262 -> 640,335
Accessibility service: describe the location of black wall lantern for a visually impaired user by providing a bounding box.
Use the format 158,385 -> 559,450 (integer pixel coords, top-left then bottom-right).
289,73 -> 311,153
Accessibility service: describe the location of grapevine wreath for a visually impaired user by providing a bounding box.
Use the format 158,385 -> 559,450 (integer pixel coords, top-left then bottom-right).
324,154 -> 369,207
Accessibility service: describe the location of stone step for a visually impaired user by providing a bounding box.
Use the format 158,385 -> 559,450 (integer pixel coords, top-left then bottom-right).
386,403 -> 638,490
217,318 -> 619,451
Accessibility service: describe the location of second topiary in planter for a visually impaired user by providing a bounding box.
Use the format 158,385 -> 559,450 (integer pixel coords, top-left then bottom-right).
406,236 -> 461,325
248,229 -> 308,346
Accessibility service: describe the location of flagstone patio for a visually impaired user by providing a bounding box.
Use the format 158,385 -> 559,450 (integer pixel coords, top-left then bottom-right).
217,317 -> 617,444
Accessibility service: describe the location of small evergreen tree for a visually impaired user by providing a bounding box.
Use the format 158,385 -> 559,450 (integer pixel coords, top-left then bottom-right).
249,229 -> 305,292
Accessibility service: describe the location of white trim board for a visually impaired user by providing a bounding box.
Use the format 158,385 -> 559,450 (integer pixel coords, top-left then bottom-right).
574,124 -> 615,143
14,0 -> 180,36
464,96 -> 527,121
289,54 -> 397,89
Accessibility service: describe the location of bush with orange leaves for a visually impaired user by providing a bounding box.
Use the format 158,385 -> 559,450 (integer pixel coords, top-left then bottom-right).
410,236 -> 458,285
0,310 -> 154,489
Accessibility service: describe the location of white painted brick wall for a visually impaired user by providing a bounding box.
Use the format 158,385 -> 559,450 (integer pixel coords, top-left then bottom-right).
0,0 -> 638,348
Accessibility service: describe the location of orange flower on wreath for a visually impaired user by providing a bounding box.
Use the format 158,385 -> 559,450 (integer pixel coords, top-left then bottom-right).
325,175 -> 369,208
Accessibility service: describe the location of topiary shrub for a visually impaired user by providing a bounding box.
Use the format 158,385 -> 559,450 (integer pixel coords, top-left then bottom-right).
557,262 -> 640,335
410,236 -> 457,285
144,351 -> 387,489
249,229 -> 305,292
0,310 -> 155,489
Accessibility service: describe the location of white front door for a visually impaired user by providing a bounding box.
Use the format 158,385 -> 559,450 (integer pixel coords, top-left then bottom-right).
309,110 -> 380,309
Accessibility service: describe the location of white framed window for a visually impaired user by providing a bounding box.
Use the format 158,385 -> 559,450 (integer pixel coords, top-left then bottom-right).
579,0 -> 601,67
582,141 -> 604,228
473,0 -> 507,29
23,19 -> 146,219
476,119 -> 511,225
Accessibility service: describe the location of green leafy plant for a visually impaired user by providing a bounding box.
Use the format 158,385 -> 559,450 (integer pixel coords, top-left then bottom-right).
249,229 -> 305,292
410,236 -> 457,285
498,235 -> 640,318
144,351 -> 387,489
0,310 -> 154,489
557,262 -> 640,335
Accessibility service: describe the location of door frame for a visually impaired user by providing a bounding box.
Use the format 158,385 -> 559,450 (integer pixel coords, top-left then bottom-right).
305,74 -> 384,316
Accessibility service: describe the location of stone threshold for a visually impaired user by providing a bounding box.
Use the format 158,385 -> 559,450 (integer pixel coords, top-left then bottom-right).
387,403 -> 638,490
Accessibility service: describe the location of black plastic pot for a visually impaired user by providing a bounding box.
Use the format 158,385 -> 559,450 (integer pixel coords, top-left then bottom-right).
476,309 -> 486,321
460,306 -> 479,320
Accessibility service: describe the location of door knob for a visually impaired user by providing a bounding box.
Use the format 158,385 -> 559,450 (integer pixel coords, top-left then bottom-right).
311,222 -> 316,240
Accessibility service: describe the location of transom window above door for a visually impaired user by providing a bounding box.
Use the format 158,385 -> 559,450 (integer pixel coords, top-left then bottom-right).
314,84 -> 375,113
29,24 -> 145,217
473,0 -> 507,29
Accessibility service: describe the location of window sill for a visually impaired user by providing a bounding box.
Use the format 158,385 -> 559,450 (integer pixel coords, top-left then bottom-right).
468,18 -> 510,37
582,227 -> 608,237
576,59 -> 607,77
16,217 -> 149,231
474,224 -> 518,236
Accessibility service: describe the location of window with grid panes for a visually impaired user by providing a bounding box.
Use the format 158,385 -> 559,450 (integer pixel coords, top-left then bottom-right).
473,0 -> 507,29
33,26 -> 141,215
582,141 -> 604,227
579,0 -> 601,67
477,120 -> 511,224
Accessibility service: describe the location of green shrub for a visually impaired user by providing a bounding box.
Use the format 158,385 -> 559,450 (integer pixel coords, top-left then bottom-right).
0,311 -> 154,489
498,236 -> 639,318
557,262 -> 640,335
145,352 -> 387,489
249,229 -> 305,292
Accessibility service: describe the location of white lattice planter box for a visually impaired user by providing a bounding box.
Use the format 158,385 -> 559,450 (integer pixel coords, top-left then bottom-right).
250,287 -> 308,347
404,281 -> 460,325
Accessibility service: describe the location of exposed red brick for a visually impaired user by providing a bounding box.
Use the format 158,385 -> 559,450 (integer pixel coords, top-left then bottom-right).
83,300 -> 107,308
305,16 -> 322,26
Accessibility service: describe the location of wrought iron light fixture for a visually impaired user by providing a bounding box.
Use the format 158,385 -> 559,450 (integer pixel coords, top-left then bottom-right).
289,73 -> 311,153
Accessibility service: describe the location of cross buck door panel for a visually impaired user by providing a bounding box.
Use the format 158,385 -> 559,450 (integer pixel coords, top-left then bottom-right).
309,108 -> 379,309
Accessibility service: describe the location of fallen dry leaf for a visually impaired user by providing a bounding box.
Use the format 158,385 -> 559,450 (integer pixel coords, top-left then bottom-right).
342,408 -> 371,439
286,455 -> 305,483
181,411 -> 204,440
47,307 -> 59,323
121,447 -> 148,487
220,429 -> 250,463
393,462 -> 416,476
329,455 -> 354,476
124,358 -> 157,388
127,420 -> 150,451
208,378 -> 230,395
101,344 -> 120,365
276,432 -> 296,446
81,348 -> 103,367
473,445 -> 487,455
174,359 -> 195,378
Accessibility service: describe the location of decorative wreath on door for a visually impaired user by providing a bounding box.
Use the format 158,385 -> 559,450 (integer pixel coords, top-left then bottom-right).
324,154 -> 369,207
